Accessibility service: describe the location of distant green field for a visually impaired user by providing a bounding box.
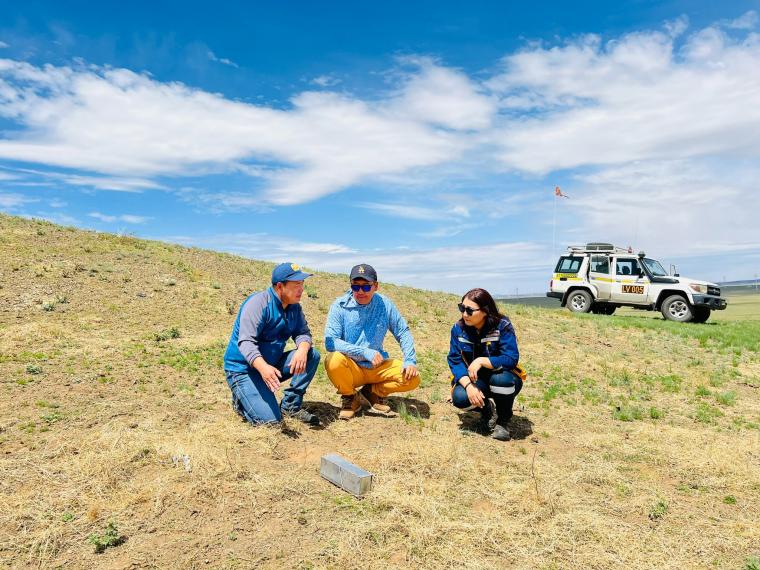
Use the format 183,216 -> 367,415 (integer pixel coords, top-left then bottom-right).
615,292 -> 760,322
503,292 -> 760,321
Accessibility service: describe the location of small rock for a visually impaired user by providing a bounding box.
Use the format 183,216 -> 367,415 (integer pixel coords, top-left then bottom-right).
530,436 -> 539,443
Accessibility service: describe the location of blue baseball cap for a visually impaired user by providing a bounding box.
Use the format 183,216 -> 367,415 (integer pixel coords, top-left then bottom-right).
271,262 -> 313,284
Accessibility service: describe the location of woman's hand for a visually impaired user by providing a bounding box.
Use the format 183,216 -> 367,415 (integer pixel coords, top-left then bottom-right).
462,379 -> 485,408
467,356 -> 494,382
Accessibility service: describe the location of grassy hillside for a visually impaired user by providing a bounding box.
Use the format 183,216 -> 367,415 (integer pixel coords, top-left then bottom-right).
1,213 -> 758,569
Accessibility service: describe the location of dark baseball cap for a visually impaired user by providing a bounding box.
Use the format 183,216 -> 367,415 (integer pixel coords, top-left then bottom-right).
271,262 -> 313,284
349,264 -> 377,282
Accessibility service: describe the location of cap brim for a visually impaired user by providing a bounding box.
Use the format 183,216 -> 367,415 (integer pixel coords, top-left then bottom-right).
288,271 -> 313,281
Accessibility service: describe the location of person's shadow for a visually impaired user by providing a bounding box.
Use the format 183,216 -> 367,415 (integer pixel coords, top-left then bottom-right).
301,396 -> 432,425
386,396 -> 431,418
457,411 -> 533,440
301,400 -> 340,428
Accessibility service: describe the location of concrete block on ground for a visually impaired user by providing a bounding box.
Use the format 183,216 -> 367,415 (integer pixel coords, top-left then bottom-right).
320,453 -> 373,496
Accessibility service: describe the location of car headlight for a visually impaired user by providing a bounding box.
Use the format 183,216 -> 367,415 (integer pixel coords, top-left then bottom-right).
689,283 -> 707,294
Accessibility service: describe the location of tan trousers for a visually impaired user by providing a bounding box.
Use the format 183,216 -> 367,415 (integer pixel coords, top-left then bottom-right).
324,352 -> 420,398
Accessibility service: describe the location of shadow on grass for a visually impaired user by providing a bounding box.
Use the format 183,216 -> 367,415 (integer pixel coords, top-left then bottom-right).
387,396 -> 431,418
457,411 -> 534,441
302,397 -> 432,426
303,400 -> 340,427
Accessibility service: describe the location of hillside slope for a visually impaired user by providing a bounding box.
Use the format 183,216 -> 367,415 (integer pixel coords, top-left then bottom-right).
1,214 -> 758,569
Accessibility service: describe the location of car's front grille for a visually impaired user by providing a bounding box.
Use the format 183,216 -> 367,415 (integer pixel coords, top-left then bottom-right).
708,286 -> 720,296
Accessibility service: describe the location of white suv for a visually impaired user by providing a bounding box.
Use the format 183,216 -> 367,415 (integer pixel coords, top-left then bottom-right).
546,243 -> 727,323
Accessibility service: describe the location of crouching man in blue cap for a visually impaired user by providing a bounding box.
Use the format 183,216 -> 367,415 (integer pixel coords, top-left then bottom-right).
223,262 -> 321,426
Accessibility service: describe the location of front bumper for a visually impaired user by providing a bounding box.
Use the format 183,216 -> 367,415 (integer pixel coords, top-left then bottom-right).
692,295 -> 727,310
546,292 -> 563,300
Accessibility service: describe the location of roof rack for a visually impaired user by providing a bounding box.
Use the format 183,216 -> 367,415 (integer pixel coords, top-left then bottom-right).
566,243 -> 633,254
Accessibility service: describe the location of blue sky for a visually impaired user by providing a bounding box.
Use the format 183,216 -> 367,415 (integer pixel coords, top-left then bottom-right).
1,1 -> 760,293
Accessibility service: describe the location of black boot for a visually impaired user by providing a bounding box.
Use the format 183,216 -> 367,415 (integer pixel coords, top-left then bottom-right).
478,398 -> 498,434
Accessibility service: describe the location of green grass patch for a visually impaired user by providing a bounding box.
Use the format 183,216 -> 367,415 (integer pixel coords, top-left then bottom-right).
694,385 -> 711,397
612,404 -> 643,422
694,402 -> 723,424
653,374 -> 682,393
397,400 -> 424,427
714,391 -> 737,406
153,326 -> 181,342
648,498 -> 668,520
649,407 -> 664,419
88,520 -> 125,554
595,315 -> 760,352
157,341 -> 225,373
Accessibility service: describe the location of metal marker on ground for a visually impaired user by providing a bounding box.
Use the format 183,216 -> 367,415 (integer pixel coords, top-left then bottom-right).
320,453 -> 373,496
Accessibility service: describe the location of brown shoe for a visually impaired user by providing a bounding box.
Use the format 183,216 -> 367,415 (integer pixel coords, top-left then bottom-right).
360,385 -> 392,415
339,394 -> 362,420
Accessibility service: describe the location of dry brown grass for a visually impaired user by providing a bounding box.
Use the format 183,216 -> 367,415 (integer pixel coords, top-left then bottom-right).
1,214 -> 758,569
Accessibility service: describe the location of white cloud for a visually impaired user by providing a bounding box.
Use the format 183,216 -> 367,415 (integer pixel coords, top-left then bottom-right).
722,10 -> 758,30
487,23 -> 760,174
356,200 -> 474,221
389,56 -> 497,130
88,212 -> 150,224
0,192 -> 37,208
0,41 -> 8,49
562,159 -> 760,264
207,50 -> 239,68
0,57 -> 483,205
26,212 -> 79,226
171,232 -> 548,293
61,174 -> 161,192
311,75 -> 340,87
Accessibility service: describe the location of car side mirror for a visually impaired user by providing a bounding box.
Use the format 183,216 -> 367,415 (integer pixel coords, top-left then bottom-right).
639,271 -> 645,278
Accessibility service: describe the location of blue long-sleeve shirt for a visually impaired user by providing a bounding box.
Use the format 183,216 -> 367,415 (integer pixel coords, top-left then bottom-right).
324,291 -> 416,368
223,287 -> 312,373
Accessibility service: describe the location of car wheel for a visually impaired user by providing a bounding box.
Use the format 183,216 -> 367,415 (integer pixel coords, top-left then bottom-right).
661,295 -> 693,322
692,307 -> 711,323
567,290 -> 593,313
603,305 -> 616,315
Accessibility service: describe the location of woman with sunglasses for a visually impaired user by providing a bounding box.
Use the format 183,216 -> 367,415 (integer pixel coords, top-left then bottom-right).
448,288 -> 523,440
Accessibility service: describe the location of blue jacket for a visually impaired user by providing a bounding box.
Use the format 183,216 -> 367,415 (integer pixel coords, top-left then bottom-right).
224,288 -> 312,373
447,317 -> 519,384
324,291 -> 416,369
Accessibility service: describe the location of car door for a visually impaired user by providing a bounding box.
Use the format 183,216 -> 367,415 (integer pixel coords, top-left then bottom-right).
612,257 -> 650,304
588,254 -> 613,300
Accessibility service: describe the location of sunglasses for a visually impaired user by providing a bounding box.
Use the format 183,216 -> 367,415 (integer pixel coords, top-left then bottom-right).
458,303 -> 482,316
351,284 -> 374,293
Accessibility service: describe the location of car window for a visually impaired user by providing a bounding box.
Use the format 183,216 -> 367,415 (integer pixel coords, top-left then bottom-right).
555,256 -> 583,273
616,258 -> 641,276
590,255 -> 610,274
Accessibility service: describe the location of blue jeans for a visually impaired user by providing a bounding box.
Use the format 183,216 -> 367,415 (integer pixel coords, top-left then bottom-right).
225,347 -> 320,424
452,369 -> 523,420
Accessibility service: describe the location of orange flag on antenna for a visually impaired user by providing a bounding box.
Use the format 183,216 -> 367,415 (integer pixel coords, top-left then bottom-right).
554,186 -> 568,198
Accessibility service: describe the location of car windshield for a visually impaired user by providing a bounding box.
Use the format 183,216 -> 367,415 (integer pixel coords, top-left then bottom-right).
643,258 -> 668,276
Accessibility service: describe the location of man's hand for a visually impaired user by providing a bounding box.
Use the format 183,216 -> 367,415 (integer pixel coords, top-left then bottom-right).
253,357 -> 282,392
290,344 -> 310,376
370,351 -> 384,368
402,364 -> 419,381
